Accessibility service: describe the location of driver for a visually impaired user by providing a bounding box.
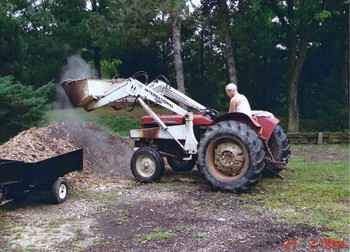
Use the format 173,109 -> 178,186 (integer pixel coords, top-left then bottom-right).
225,83 -> 252,117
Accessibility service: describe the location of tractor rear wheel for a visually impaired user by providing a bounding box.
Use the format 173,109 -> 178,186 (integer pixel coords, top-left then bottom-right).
167,157 -> 196,172
131,147 -> 165,183
263,125 -> 290,176
198,121 -> 265,192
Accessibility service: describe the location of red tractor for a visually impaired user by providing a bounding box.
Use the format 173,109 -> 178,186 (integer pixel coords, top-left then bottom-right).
63,75 -> 290,192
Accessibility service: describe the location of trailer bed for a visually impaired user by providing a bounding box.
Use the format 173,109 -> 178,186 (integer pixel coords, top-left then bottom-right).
0,149 -> 83,205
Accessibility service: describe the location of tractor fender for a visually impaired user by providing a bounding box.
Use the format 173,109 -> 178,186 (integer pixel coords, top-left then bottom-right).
254,114 -> 280,140
214,112 -> 279,141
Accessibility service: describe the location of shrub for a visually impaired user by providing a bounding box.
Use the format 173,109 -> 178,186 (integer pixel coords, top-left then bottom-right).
0,76 -> 55,142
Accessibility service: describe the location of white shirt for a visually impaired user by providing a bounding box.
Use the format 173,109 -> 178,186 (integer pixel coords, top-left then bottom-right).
235,94 -> 252,117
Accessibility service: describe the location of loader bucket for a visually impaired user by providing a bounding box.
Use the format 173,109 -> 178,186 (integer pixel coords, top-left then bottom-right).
62,79 -> 115,108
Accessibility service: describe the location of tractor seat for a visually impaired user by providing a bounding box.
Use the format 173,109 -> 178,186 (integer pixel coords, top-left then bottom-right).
142,114 -> 213,126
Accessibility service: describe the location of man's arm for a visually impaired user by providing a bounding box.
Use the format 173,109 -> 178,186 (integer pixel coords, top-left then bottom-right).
229,97 -> 237,113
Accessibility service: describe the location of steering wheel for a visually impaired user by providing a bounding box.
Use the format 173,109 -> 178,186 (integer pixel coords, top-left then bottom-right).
204,108 -> 220,119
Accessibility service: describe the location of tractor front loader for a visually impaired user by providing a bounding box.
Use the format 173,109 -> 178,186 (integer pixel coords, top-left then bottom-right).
62,75 -> 290,192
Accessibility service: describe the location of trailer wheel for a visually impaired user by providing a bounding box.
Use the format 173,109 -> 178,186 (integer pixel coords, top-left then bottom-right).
167,157 -> 196,172
50,177 -> 69,204
131,147 -> 165,183
198,121 -> 265,192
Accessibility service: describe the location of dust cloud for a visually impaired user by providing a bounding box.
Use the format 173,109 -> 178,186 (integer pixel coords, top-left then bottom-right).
49,54 -> 133,177
55,54 -> 96,109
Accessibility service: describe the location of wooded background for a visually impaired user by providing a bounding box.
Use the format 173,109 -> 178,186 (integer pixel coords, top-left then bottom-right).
0,0 -> 348,141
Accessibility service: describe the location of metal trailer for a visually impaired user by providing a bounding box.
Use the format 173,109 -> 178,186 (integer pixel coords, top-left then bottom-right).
0,149 -> 83,206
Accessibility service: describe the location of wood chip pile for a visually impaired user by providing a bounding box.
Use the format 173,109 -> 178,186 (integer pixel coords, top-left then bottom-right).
0,127 -> 78,162
0,122 -> 133,181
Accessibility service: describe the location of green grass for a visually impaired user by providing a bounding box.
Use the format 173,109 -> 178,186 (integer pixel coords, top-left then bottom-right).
243,154 -> 350,239
139,227 -> 175,243
192,231 -> 209,240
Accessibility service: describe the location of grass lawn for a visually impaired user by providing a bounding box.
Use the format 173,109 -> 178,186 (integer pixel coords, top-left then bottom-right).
243,145 -> 349,239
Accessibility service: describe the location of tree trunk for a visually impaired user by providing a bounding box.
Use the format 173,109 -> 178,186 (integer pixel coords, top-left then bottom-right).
171,11 -> 185,93
93,47 -> 102,79
224,32 -> 238,83
91,0 -> 101,79
347,2 -> 350,104
287,66 -> 300,132
219,0 -> 238,84
200,26 -> 204,82
286,0 -> 300,132
287,33 -> 309,132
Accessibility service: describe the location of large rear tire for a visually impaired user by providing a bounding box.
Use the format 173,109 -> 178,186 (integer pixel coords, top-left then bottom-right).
263,125 -> 290,176
131,147 -> 165,183
198,121 -> 265,192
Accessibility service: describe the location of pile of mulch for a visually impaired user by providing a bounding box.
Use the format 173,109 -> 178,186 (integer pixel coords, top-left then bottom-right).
0,122 -> 133,186
0,127 -> 78,162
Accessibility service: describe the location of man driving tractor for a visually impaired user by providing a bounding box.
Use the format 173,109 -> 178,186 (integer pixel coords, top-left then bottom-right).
225,83 -> 252,117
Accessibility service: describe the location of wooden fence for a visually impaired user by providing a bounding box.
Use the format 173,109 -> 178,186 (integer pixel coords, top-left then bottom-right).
287,132 -> 350,144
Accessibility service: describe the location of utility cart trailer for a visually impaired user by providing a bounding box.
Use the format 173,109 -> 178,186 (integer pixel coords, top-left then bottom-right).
0,149 -> 83,205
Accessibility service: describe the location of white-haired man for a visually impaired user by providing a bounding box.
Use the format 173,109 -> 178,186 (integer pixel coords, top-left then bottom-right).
225,83 -> 252,117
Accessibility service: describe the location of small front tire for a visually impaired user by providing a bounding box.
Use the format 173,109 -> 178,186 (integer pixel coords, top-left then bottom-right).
131,147 -> 165,183
50,177 -> 69,204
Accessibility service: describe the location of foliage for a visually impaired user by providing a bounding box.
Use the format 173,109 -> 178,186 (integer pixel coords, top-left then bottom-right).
94,112 -> 139,137
101,59 -> 122,78
0,0 -> 348,136
0,76 -> 54,142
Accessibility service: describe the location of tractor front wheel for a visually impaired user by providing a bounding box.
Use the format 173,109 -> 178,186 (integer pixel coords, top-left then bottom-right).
131,147 -> 165,183
198,121 -> 265,192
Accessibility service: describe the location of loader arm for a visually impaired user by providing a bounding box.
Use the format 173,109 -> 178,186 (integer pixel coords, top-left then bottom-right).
62,77 -> 199,154
87,78 -> 188,116
147,79 -> 207,111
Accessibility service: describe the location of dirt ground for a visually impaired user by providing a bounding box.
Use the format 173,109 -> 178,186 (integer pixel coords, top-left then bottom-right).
0,176 -> 318,252
0,144 -> 348,252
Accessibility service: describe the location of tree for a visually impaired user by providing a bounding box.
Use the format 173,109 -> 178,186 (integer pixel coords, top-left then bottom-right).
218,0 -> 238,83
201,0 -> 238,84
0,76 -> 54,141
266,0 -> 333,132
170,7 -> 186,93
347,0 -> 350,105
161,0 -> 187,93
